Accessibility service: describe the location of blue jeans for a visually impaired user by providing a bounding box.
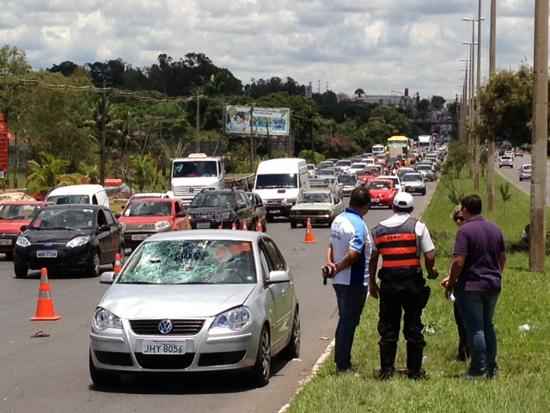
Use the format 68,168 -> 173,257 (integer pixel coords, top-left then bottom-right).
333,284 -> 367,371
455,290 -> 499,375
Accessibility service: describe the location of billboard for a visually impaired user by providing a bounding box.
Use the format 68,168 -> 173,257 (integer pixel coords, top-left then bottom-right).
225,106 -> 290,136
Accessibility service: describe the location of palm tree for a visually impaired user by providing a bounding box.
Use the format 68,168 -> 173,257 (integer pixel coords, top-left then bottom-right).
26,152 -> 69,194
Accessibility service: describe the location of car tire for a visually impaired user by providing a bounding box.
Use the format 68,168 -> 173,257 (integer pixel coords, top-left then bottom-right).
14,260 -> 27,279
89,352 -> 120,388
290,220 -> 297,229
88,252 -> 102,277
250,326 -> 271,387
282,307 -> 301,360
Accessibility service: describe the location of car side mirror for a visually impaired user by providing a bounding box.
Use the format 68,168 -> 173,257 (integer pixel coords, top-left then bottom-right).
100,271 -> 116,284
268,270 -> 290,284
20,225 -> 28,232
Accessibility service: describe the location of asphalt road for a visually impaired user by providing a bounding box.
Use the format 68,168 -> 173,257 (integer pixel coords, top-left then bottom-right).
497,154 -> 550,205
0,183 -> 436,413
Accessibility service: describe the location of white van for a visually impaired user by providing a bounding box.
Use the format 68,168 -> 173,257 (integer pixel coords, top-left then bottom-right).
170,153 -> 225,205
46,185 -> 110,208
254,158 -> 308,220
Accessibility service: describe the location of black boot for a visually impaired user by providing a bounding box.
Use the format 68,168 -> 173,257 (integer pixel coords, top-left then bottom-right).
406,342 -> 426,380
378,342 -> 397,380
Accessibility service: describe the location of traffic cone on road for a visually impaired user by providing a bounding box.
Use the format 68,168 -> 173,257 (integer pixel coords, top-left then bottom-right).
241,220 -> 248,231
31,268 -> 61,321
304,218 -> 317,244
113,253 -> 122,275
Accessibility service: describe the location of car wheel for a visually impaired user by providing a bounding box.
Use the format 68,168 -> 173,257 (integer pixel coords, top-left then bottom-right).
88,252 -> 101,277
14,260 -> 28,279
89,352 -> 119,388
290,220 -> 297,229
250,326 -> 271,387
283,307 -> 301,360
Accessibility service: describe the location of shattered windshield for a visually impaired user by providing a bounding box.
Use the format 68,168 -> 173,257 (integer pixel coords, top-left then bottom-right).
117,240 -> 257,285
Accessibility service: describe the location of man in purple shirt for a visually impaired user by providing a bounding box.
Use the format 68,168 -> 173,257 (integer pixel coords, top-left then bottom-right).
441,195 -> 506,378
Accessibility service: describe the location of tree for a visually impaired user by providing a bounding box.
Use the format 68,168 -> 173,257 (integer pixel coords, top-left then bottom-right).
26,152 -> 69,194
48,61 -> 79,77
128,154 -> 160,191
430,95 -> 446,111
354,88 -> 365,99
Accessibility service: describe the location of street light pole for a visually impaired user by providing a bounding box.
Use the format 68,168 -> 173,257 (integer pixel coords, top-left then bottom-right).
487,0 -> 497,213
474,1 -> 483,191
530,0 -> 548,272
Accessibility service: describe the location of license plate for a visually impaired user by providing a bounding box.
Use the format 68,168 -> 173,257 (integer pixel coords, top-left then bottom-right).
196,222 -> 211,229
0,239 -> 12,246
372,198 -> 380,203
131,234 -> 148,241
270,209 -> 281,214
141,341 -> 191,355
37,250 -> 58,258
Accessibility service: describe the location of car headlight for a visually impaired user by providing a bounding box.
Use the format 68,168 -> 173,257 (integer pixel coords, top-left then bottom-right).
92,307 -> 123,331
154,220 -> 171,231
283,198 -> 297,206
16,236 -> 31,248
66,235 -> 90,248
209,306 -> 251,334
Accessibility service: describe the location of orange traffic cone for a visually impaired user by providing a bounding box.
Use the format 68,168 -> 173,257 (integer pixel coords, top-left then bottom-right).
232,221 -> 237,231
31,268 -> 61,321
241,220 -> 248,231
256,220 -> 264,232
304,218 -> 317,244
114,253 -> 122,275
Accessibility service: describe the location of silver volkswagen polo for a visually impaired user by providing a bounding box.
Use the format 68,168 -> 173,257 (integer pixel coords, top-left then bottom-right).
89,230 -> 300,387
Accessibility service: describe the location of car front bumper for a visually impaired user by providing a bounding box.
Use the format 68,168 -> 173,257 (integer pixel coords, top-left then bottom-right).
289,212 -> 332,224
89,319 -> 261,373
15,244 -> 94,271
404,185 -> 426,194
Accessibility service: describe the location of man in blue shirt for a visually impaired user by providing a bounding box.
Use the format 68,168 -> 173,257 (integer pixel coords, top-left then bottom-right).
325,187 -> 373,373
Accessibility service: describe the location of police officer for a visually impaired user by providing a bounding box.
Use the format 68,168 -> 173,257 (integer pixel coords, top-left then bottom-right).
368,192 -> 438,379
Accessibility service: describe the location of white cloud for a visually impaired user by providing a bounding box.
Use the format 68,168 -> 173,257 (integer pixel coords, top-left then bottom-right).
0,0 -> 538,98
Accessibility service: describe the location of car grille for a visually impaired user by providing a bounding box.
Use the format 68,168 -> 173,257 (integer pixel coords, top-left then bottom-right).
198,351 -> 246,367
266,199 -> 283,206
124,223 -> 155,232
94,351 -> 133,366
129,319 -> 205,336
293,210 -> 328,216
173,186 -> 205,197
135,353 -> 195,369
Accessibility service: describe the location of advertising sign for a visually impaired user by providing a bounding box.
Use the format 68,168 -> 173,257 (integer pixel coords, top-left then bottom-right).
225,106 -> 290,136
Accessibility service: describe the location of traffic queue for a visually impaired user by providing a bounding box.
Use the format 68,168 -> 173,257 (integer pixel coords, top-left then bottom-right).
2,145 -> 447,388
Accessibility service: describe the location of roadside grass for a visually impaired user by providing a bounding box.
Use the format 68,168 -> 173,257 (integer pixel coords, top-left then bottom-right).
288,173 -> 550,413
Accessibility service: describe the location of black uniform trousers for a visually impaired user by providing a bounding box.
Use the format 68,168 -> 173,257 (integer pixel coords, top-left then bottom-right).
378,276 -> 430,373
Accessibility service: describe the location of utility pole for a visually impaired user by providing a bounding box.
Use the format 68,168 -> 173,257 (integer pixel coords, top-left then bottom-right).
98,79 -> 109,186
487,0 -> 497,214
195,89 -> 201,152
530,0 -> 548,272
473,0 -> 483,191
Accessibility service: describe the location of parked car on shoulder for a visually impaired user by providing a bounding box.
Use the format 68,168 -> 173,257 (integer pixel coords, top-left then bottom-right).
367,179 -> 397,209
187,190 -> 256,230
118,198 -> 187,253
289,190 -> 344,228
14,205 -> 122,278
519,164 -> 532,181
401,173 -> 426,195
0,201 -> 46,260
90,230 -> 300,387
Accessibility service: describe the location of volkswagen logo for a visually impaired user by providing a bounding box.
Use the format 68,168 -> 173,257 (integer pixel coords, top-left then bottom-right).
158,319 -> 173,335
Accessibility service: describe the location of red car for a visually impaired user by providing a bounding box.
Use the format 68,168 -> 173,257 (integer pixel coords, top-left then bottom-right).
0,201 -> 46,260
367,179 -> 397,209
118,198 -> 187,252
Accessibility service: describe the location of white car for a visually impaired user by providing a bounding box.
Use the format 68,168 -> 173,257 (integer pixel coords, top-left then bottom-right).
289,190 -> 344,228
349,163 -> 367,175
90,230 -> 300,388
498,156 -> 514,168
378,175 -> 402,192
519,164 -> 532,181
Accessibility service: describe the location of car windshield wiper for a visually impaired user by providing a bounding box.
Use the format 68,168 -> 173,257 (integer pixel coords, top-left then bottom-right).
173,281 -> 211,285
117,281 -> 159,284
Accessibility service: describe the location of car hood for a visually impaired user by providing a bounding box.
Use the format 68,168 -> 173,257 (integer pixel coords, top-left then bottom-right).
292,203 -> 332,210
23,228 -> 93,243
119,216 -> 172,225
0,219 -> 31,234
100,284 -> 257,319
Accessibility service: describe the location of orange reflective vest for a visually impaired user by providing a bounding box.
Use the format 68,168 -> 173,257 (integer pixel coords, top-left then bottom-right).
373,217 -> 421,269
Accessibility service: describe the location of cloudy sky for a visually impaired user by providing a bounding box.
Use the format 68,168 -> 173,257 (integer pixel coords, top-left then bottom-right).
0,0 -> 538,98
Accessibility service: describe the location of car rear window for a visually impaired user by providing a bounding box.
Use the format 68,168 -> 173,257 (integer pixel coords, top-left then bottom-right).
117,240 -> 257,285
